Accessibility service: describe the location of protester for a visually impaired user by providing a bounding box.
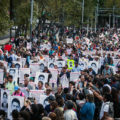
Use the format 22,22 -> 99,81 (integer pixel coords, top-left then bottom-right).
0,26 -> 120,120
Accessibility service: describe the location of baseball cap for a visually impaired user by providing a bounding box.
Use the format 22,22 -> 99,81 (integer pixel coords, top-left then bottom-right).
48,95 -> 55,101
14,86 -> 19,91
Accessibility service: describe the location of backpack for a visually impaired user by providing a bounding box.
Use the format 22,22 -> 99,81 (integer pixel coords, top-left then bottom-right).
105,102 -> 114,118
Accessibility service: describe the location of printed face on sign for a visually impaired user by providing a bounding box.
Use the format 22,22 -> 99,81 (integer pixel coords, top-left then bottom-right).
58,62 -> 62,68
15,63 -> 20,69
91,63 -> 97,69
69,62 -> 73,67
79,63 -> 84,68
39,63 -> 45,72
49,63 -> 54,68
9,69 -> 16,77
38,75 -> 45,81
11,98 -> 21,111
2,92 -> 8,110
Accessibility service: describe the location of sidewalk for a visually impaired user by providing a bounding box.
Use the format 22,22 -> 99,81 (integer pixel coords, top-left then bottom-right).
0,38 -> 10,47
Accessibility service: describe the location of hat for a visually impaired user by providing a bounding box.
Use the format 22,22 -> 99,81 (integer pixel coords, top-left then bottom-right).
14,86 -> 20,91
48,95 -> 55,101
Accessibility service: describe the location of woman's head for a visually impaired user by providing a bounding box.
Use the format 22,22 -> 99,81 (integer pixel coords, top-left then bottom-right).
54,108 -> 64,120
86,94 -> 94,103
50,101 -> 58,111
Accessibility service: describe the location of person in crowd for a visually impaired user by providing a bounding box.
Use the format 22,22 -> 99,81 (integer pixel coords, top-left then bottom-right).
80,94 -> 95,120
64,100 -> 78,120
5,75 -> 18,95
72,62 -> 81,72
12,86 -> 25,97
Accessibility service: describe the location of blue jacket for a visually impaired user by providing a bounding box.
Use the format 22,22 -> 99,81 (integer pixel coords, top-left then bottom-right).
80,102 -> 95,120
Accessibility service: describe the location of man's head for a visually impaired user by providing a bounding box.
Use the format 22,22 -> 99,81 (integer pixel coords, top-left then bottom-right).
75,62 -> 78,67
11,98 -> 20,111
8,75 -> 13,82
38,81 -> 43,89
103,93 -> 112,102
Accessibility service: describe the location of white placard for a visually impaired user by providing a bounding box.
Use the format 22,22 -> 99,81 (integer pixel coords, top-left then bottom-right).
35,72 -> 48,85
60,74 -> 69,88
0,60 -> 8,68
1,89 -> 10,112
8,68 -> 19,83
78,61 -> 87,70
20,58 -> 26,67
27,42 -> 32,50
48,61 -> 55,69
30,63 -> 40,77
49,69 -> 58,83
70,72 -> 80,82
56,60 -> 65,68
8,96 -> 24,119
19,68 -> 30,83
13,61 -> 22,69
0,69 -> 4,84
89,61 -> 99,74
29,90 -> 45,103
66,38 -> 73,44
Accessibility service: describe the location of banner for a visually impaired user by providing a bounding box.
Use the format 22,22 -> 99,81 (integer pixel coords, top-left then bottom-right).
0,69 -> 4,84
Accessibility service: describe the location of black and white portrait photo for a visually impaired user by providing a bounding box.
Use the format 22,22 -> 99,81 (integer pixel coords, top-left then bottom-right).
39,63 -> 45,72
38,75 -> 45,81
35,72 -> 48,85
56,61 -> 65,68
15,63 -> 21,69
8,68 -> 18,82
89,61 -> 99,74
1,89 -> 9,112
8,96 -> 24,119
48,62 -> 55,69
13,61 -> 22,69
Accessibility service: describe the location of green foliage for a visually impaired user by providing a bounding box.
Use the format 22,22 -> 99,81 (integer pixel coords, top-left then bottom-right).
0,0 -> 12,36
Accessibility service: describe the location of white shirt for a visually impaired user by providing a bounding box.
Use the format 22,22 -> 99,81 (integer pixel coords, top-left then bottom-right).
64,109 -> 78,120
99,101 -> 110,120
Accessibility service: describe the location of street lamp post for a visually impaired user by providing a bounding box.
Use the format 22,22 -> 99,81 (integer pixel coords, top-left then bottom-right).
30,0 -> 34,40
82,0 -> 84,29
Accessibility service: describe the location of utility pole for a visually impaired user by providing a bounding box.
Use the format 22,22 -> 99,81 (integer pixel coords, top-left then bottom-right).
82,0 -> 84,29
113,6 -> 115,28
30,0 -> 34,40
95,9 -> 97,32
109,14 -> 111,29
95,0 -> 99,32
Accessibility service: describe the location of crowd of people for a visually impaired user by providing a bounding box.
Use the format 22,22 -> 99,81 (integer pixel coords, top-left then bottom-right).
0,26 -> 120,120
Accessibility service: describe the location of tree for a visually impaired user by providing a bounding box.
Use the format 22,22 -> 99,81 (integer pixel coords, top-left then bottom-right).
0,0 -> 12,36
